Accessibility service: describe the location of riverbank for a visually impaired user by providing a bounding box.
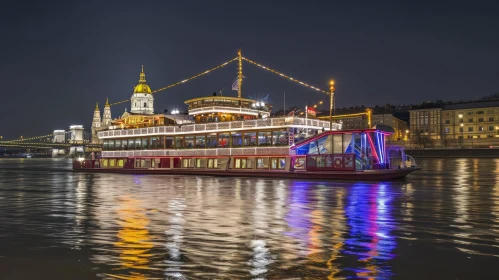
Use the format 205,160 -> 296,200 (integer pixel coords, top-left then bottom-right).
406,148 -> 499,158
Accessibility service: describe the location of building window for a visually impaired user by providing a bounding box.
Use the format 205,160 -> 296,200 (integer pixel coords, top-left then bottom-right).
468,118 -> 473,123
445,119 -> 450,124
467,112 -> 473,115
477,111 -> 484,114
144,102 -> 147,108
445,127 -> 450,133
468,127 -> 473,132
478,118 -> 484,122
486,109 -> 494,114
479,126 -> 484,131
459,119 -> 463,123
489,126 -> 495,131
489,117 -> 494,122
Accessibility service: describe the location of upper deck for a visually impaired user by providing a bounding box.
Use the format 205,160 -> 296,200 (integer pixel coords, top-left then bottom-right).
98,117 -> 341,140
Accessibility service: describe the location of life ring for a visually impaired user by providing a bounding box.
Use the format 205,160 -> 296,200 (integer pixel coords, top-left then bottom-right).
334,158 -> 342,168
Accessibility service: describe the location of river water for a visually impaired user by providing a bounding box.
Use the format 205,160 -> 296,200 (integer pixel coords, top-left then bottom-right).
0,158 -> 498,279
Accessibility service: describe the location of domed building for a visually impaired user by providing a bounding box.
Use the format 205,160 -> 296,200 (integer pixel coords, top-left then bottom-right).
130,65 -> 154,115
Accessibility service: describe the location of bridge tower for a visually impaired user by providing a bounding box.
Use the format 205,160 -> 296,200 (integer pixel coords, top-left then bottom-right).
69,125 -> 85,156
91,102 -> 101,144
52,130 -> 67,157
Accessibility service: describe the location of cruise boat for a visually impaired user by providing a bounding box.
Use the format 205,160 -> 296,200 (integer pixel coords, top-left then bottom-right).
74,94 -> 418,180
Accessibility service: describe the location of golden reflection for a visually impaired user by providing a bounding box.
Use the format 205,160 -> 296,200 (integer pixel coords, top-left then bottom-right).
110,196 -> 153,280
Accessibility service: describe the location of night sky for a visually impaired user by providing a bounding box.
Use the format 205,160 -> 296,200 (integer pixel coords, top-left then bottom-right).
1,1 -> 498,139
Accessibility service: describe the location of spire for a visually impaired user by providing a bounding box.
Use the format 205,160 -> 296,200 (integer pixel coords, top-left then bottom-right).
95,102 -> 99,111
139,65 -> 146,83
105,98 -> 110,107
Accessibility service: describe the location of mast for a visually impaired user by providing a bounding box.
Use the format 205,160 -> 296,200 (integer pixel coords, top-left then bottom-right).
238,49 -> 243,98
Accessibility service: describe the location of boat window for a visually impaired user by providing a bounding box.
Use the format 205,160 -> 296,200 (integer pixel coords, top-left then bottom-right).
195,135 -> 206,148
256,158 -> 269,169
270,158 -> 286,170
279,158 -> 286,169
272,130 -> 289,146
182,158 -> 193,168
128,139 -> 135,150
231,132 -> 243,147
235,158 -> 241,168
117,159 -> 124,167
114,140 -> 121,151
142,138 -> 148,150
244,132 -> 256,146
196,158 -> 207,168
135,138 -> 142,150
270,158 -> 277,169
258,131 -> 272,146
103,140 -> 109,151
166,137 -> 174,149
207,158 -> 218,168
218,133 -> 230,148
150,137 -> 160,149
109,159 -> 116,167
140,159 -> 151,168
185,136 -> 195,149
175,137 -> 184,149
122,139 -> 128,150
333,134 -> 343,154
102,159 -> 108,167
207,133 -> 217,148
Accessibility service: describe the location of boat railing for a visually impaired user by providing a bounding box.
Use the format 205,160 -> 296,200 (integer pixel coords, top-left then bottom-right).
98,117 -> 342,138
406,155 -> 417,167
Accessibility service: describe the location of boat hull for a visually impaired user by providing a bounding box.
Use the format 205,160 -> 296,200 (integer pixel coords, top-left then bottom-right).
73,166 -> 419,180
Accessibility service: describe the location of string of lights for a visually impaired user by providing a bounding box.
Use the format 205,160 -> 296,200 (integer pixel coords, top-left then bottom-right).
2,133 -> 55,143
242,57 -> 328,94
109,57 -> 239,106
241,56 -> 332,116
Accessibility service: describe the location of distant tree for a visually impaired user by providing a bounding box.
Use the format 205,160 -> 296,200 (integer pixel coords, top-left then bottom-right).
414,130 -> 433,148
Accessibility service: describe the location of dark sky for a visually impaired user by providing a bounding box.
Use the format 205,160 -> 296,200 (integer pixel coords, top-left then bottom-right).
1,1 -> 498,139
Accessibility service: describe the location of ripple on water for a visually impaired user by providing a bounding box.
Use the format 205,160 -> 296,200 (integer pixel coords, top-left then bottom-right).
1,158 -> 499,279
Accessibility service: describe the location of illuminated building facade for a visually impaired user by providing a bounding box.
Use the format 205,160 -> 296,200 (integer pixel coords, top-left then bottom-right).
442,101 -> 499,139
372,114 -> 408,140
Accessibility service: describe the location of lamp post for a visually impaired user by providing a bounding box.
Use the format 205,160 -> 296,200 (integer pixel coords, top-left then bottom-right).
460,123 -> 464,148
329,80 -> 335,131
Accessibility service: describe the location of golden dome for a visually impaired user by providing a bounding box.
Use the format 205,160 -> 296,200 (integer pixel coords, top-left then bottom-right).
133,65 -> 152,94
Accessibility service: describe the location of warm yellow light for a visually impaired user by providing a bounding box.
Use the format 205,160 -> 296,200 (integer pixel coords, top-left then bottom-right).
330,80 -> 335,85
460,123 -> 464,127
313,105 -> 317,108
319,101 -> 323,104
458,114 -> 463,118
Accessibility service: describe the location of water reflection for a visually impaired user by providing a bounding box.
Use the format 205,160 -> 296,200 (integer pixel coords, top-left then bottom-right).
111,196 -> 153,280
1,158 -> 499,279
343,183 -> 396,279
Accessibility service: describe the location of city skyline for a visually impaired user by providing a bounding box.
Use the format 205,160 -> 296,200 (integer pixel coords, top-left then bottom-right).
1,1 -> 498,138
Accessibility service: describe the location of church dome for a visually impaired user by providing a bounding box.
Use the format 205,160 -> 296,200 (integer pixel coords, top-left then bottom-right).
133,65 -> 152,94
134,83 -> 152,94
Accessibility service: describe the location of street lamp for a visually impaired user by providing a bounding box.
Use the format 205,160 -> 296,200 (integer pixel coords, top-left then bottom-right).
329,80 -> 335,131
460,123 -> 464,148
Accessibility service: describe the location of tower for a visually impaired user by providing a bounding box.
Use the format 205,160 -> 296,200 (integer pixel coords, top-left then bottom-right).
91,102 -> 101,144
102,98 -> 112,126
130,65 -> 154,115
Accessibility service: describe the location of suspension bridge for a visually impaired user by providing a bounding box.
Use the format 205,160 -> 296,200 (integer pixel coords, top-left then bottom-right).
0,50 -> 336,157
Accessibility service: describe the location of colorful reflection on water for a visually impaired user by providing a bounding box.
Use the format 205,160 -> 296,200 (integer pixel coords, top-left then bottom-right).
1,158 -> 499,279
